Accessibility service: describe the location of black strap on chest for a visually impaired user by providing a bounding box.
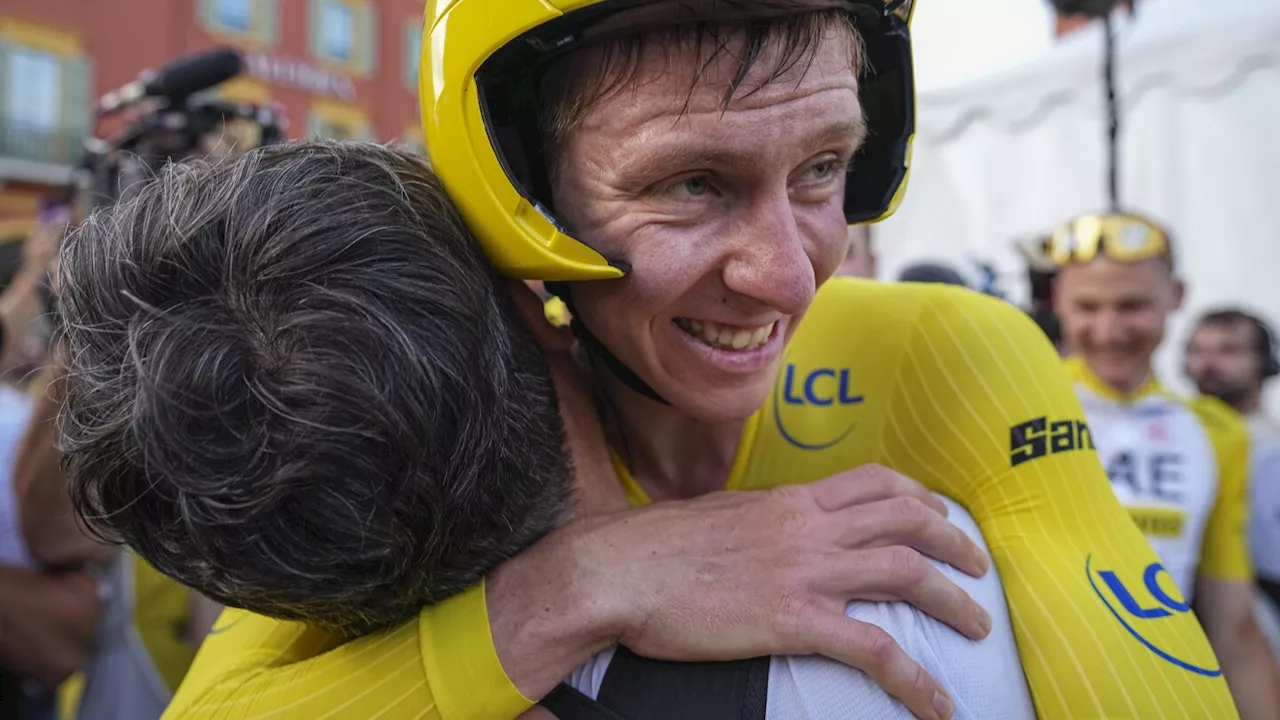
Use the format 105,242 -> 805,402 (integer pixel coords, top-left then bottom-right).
539,647 -> 770,720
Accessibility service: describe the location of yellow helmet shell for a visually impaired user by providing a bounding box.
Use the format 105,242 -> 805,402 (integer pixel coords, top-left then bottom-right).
420,0 -> 919,281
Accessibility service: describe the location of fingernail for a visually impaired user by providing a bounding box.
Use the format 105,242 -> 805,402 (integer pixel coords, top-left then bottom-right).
978,608 -> 992,637
934,690 -> 954,719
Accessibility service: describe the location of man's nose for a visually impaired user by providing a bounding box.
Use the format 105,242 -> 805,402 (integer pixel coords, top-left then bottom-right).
1092,310 -> 1128,345
720,190 -> 815,315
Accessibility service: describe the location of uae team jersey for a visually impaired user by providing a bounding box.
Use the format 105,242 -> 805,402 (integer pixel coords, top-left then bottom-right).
165,281 -> 1238,720
1065,357 -> 1252,598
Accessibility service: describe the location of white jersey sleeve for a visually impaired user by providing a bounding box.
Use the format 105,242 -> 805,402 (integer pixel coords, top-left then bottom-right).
567,495 -> 1035,720
1248,416 -> 1280,582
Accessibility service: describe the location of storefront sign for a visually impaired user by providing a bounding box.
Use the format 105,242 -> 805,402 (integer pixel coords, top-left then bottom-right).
245,52 -> 356,101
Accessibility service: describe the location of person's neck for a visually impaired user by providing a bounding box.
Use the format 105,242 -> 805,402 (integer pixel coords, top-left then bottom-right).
1235,390 -> 1263,416
1094,362 -> 1154,398
601,373 -> 746,502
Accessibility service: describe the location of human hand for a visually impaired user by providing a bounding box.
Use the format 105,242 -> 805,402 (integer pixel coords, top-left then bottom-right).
490,464 -> 989,720
23,208 -> 67,277
0,564 -> 102,689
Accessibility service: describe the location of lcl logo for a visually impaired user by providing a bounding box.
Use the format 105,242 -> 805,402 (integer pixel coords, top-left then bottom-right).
773,364 -> 864,451
1086,556 -> 1221,676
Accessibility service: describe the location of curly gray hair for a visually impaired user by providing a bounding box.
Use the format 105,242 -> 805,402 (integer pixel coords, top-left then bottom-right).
55,140 -> 570,636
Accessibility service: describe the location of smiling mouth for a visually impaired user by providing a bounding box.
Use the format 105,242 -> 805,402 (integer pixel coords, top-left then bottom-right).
674,318 -> 777,351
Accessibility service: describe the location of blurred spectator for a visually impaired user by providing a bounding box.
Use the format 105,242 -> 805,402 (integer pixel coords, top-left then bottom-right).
0,216 -> 101,720
1052,211 -> 1280,717
16,369 -> 215,720
8,215 -> 215,720
1014,233 -> 1066,353
896,261 -> 969,287
834,224 -> 876,278
1186,309 -> 1280,661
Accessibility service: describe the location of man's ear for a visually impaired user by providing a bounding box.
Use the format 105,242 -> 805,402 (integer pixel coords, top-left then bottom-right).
506,279 -> 574,351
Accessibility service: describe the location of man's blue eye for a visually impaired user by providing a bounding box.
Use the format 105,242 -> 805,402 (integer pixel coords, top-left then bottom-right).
683,177 -> 710,196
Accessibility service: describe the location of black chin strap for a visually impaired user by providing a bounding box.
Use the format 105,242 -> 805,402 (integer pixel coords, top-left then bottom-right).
545,281 -> 671,406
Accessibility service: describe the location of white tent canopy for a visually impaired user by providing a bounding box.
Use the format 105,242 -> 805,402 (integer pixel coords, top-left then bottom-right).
876,0 -> 1280,407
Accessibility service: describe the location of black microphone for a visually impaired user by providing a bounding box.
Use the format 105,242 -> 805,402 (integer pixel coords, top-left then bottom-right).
97,47 -> 243,114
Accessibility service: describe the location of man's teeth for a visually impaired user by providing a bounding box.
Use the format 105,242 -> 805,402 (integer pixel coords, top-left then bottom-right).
677,319 -> 775,351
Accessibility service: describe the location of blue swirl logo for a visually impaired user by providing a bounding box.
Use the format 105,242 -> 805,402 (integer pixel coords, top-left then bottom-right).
1086,555 -> 1221,676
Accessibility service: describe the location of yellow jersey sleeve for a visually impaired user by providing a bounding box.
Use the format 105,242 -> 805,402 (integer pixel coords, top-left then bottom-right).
873,287 -> 1238,720
1188,395 -> 1253,582
133,554 -> 198,692
165,582 -> 532,720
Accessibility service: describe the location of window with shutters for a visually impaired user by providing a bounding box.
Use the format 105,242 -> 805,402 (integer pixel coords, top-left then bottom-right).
216,0 -> 253,32
403,19 -> 422,91
200,0 -> 279,47
6,48 -> 60,132
309,0 -> 376,77
320,3 -> 353,61
0,20 -> 93,168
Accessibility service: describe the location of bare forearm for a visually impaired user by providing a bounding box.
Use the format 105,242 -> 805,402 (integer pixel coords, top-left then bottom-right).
487,518 -> 624,701
1220,635 -> 1280,720
0,270 -> 42,372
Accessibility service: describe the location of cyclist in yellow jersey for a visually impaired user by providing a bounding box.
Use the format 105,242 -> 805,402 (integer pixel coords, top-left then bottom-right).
92,2 -> 1230,718
1051,211 -> 1280,719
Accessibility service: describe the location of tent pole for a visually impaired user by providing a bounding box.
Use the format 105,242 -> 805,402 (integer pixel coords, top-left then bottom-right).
1103,12 -> 1121,211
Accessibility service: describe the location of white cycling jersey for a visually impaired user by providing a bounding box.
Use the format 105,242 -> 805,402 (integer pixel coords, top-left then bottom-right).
1248,414 -> 1280,583
1066,357 -> 1252,599
566,495 -> 1036,720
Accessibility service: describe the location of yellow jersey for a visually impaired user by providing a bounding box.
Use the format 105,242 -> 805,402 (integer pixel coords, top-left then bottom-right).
166,281 -> 1238,719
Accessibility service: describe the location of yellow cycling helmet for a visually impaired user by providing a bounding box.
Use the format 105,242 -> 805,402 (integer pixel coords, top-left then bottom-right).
420,0 -> 919,281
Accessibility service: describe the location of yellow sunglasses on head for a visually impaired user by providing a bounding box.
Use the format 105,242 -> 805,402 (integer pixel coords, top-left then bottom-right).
1047,212 -> 1171,267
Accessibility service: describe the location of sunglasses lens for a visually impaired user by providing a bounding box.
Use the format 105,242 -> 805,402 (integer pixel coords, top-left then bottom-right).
1048,215 -> 1166,267
1104,219 -> 1165,261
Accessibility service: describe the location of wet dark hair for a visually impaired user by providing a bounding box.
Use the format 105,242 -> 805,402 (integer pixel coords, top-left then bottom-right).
539,6 -> 865,162
55,141 -> 570,636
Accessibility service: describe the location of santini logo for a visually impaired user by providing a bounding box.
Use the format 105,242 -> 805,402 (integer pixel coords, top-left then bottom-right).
773,364 -> 864,451
1009,416 -> 1094,467
1086,556 -> 1222,676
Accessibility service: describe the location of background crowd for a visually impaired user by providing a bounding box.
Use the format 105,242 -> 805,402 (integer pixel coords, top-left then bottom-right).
1,0 -> 1278,717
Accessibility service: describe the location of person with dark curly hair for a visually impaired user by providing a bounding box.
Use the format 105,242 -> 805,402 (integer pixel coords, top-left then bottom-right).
54,140 -> 572,637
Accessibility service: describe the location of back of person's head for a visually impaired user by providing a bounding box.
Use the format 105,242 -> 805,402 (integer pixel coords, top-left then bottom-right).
55,140 -> 570,636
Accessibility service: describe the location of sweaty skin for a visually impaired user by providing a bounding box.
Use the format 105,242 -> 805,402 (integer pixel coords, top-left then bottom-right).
552,31 -> 864,496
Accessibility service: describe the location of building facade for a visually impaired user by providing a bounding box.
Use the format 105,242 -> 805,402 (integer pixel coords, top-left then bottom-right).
0,0 -> 427,244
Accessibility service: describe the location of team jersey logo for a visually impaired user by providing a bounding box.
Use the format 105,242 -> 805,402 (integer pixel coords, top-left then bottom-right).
1106,450 -> 1187,504
772,362 -> 864,450
1086,555 -> 1222,676
1009,416 -> 1094,467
